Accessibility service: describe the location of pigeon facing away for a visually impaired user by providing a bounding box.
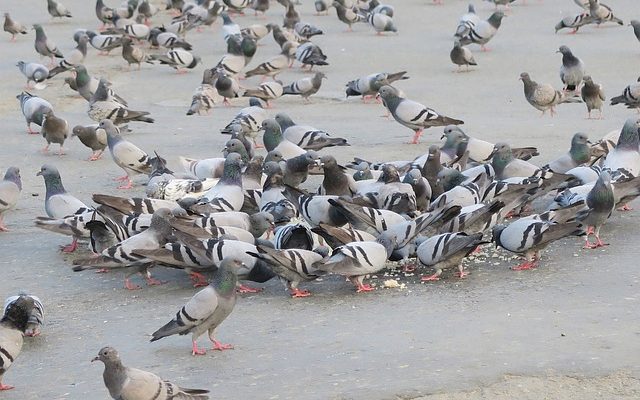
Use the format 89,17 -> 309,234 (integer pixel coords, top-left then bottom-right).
33,24 -> 64,66
577,171 -> 615,249
283,72 -> 326,102
519,72 -> 581,116
332,1 -> 366,31
121,37 -> 150,70
151,257 -> 243,355
610,77 -> 640,110
3,294 -> 44,337
558,45 -> 585,92
457,11 -> 505,52
149,49 -> 202,72
417,232 -> 485,281
0,167 -> 21,232
72,124 -> 107,160
581,75 -> 605,119
3,13 -> 27,41
101,120 -> 152,189
92,347 -> 210,399
367,11 -> 397,34
186,70 -> 217,116
377,85 -> 464,144
588,0 -> 623,26
47,0 -> 72,18
41,111 -> 69,155
603,117 -> 640,177
0,295 -> 34,391
16,61 -> 49,89
450,41 -> 477,71
17,91 -> 53,134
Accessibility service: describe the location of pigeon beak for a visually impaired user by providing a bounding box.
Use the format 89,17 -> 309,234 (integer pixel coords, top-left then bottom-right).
91,356 -> 99,362
36,170 -> 43,176
587,140 -> 593,145
440,134 -> 445,140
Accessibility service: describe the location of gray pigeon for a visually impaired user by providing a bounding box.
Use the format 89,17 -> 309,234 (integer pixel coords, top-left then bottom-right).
214,69 -> 240,105
610,77 -> 640,110
262,119 -> 306,159
275,113 -> 349,150
417,232 -> 484,281
148,49 -> 202,72
85,220 -> 118,254
89,79 -> 153,125
47,35 -> 88,78
488,142 -> 540,179
577,171 -> 615,249
41,111 -> 69,155
282,72 -> 326,102
294,42 -> 329,68
72,124 -> 107,160
603,117 -> 640,177
196,153 -> 245,213
283,2 -> 300,29
242,80 -> 284,108
555,12 -> 593,34
85,31 -> 123,54
345,71 -> 408,100
187,69 -> 216,116
520,72 -> 581,116
450,41 -> 477,71
3,13 -> 27,41
121,36 -> 148,70
318,155 -> 357,196
457,11 -> 505,51
294,21 -> 323,38
33,24 -> 63,66
16,62 -> 49,89
631,20 -> 640,43
283,151 -> 319,187
581,75 -> 605,119
332,1 -> 366,31
558,45 -> 585,92
0,295 -> 34,391
544,133 -> 591,173
102,120 -> 152,189
377,85 -> 464,144
317,232 -> 397,292
17,91 -> 53,134
588,0 -> 623,26
47,0 -> 72,18
151,257 -> 243,355
0,167 -> 21,232
93,347 -> 210,399
3,294 -> 44,337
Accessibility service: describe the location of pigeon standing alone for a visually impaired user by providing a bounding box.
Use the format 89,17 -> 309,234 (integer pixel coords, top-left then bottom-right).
581,75 -> 605,119
0,167 -> 21,232
282,72 -> 326,103
33,24 -> 64,66
40,111 -> 70,155
46,0 -> 72,18
3,13 -> 27,41
456,11 -> 505,52
558,45 -> 585,92
450,41 -> 477,71
519,72 -> 580,116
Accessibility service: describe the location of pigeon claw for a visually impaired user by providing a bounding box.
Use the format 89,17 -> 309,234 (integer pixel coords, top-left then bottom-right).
511,262 -> 537,271
211,340 -> 234,351
60,238 -> 79,253
0,384 -> 15,391
124,279 -> 141,290
356,283 -> 375,293
290,288 -> 311,298
236,284 -> 262,293
192,342 -> 207,356
421,274 -> 440,282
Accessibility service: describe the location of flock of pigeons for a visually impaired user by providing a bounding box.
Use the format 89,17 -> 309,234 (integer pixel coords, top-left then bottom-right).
1,0 -> 640,398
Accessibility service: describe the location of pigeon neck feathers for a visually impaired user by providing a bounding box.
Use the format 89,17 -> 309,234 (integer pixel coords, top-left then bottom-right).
212,262 -> 238,297
4,168 -> 22,190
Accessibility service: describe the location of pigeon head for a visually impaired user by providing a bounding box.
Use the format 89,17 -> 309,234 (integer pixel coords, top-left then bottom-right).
377,231 -> 398,257
519,72 -> 531,82
71,125 -> 87,138
4,166 -> 22,190
274,113 -> 295,131
320,155 -> 339,170
214,257 -> 242,296
150,208 -> 175,236
224,139 -> 249,162
36,164 -> 60,178
557,45 -> 571,55
582,75 -> 594,84
1,295 -> 34,333
378,164 -> 400,183
265,150 -> 284,164
403,169 -> 422,185
617,117 -> 640,150
262,119 -> 283,151
426,145 -> 441,161
249,212 -> 275,237
92,346 -> 121,365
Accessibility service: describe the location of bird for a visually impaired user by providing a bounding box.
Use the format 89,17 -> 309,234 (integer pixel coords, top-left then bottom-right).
92,347 -> 210,399
3,294 -> 44,337
46,0 -> 72,18
610,77 -> 640,110
121,36 -> 148,70
577,171 -> 615,249
603,118 -> 640,177
588,0 -> 623,26
47,35 -> 89,78
294,22 -> 323,39
519,72 -> 581,116
294,42 -> 329,69
85,31 -> 122,55
581,75 -> 605,119
544,133 -> 591,173
187,69 -> 217,116
275,113 -> 349,150
220,98 -> 266,143
450,41 -> 477,71
33,24 -> 64,66
149,49 -> 201,73
197,153 -> 245,212
486,142 -> 540,179
85,219 -> 118,254
214,69 -> 241,105
242,80 -> 283,108
318,155 -> 358,196
555,12 -> 593,34
558,45 -> 585,92
3,13 -> 27,41
456,11 -> 505,52
149,29 -> 192,51
377,85 -> 463,144
0,167 -> 21,232
0,295 -> 35,391
345,71 -> 408,101
40,111 -> 69,155
244,47 -> 291,80
333,1 -> 365,31
366,11 -> 397,34
88,79 -> 154,125
262,119 -> 306,159
631,20 -> 640,44
71,124 -> 107,161
150,257 -> 243,355
283,72 -> 327,102
417,232 -> 485,281
101,120 -> 152,189
283,2 -> 301,29
221,12 -> 240,43
16,61 -> 49,90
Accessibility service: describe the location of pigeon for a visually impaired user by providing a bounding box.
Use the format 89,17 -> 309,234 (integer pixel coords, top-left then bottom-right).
487,142 -> 541,180
102,120 -> 152,189
221,12 -> 240,43
0,295 -> 34,391
47,35 -> 88,78
275,113 -> 349,150
610,77 -> 640,110
519,72 -> 581,116
149,49 -> 201,72
455,3 -> 481,38
403,169 -> 431,211
558,45 -> 585,92
40,111 -> 69,155
244,48 -> 291,79
366,11 -> 397,34
93,347 -> 210,399
319,155 -> 358,196
332,1 -> 365,31
345,71 -> 408,100
283,2 -> 301,29
220,98 -> 266,143
249,0 -> 270,16
246,245 -> 328,297
47,0 -> 72,18
294,42 -> 329,68
198,153 -> 245,212
72,208 -> 175,289
603,118 -> 640,177
282,151 -> 319,187
3,13 -> 27,41
417,232 -> 485,281
37,164 -> 89,221
315,0 -> 331,14
95,0 -> 114,27
3,294 -> 44,337
121,36 -> 148,70
544,133 -> 591,173
555,12 -> 593,34
89,79 -> 154,125
492,212 -> 581,270
17,92 -> 53,134
149,29 -> 192,51
72,124 -> 107,160
223,0 -> 250,13
85,219 -> 118,254
16,62 -> 49,90
581,75 -> 605,119
450,41 -> 477,71
138,0 -> 158,23
85,31 -> 122,54
262,119 -> 306,160
588,0 -> 623,26
631,20 -> 640,44
33,24 -> 64,66
214,69 -> 240,105
294,22 -> 323,38
317,232 -> 397,292
282,72 -> 327,102
242,81 -> 284,108
187,69 -> 217,116
457,11 -> 505,51
377,85 -> 463,144
577,171 -> 615,249
151,257 -> 242,355
0,167 -> 21,232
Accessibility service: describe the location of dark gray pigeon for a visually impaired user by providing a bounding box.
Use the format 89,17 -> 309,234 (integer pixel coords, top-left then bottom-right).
581,75 -> 605,119
150,257 -> 242,355
283,151 -> 319,187
72,124 -> 107,160
282,72 -> 326,102
33,24 -> 63,66
92,347 -> 210,399
577,171 -> 615,249
318,155 -> 357,196
544,132 -> 591,173
450,41 -> 477,71
41,111 -> 69,155
558,45 -> 585,92
631,20 -> 640,43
